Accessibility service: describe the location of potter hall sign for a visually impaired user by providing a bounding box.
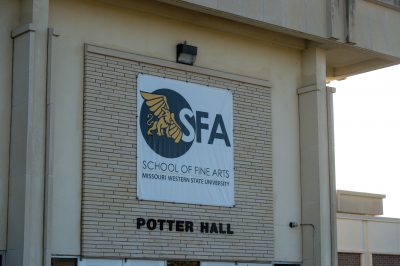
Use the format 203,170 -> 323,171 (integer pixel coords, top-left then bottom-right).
137,218 -> 234,234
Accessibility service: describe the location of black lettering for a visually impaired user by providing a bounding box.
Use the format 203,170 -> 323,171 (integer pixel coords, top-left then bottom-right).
157,219 -> 166,231
210,223 -> 218,233
208,114 -> 231,147
185,221 -> 194,232
137,218 -> 146,229
227,223 -> 234,234
196,111 -> 209,143
200,222 -> 209,233
167,220 -> 175,231
147,219 -> 157,230
147,161 -> 154,170
176,220 -> 184,232
219,223 -> 226,234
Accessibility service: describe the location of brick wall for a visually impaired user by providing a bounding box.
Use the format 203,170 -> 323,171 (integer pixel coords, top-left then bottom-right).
338,253 -> 361,266
372,254 -> 400,266
82,46 -> 273,261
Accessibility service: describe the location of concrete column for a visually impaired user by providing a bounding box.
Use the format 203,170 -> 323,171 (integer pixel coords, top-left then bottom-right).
298,46 -> 334,266
0,0 -> 20,253
362,221 -> 372,266
6,0 -> 49,265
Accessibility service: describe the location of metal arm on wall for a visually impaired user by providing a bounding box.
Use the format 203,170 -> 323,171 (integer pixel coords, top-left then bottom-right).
301,223 -> 316,266
288,221 -> 316,266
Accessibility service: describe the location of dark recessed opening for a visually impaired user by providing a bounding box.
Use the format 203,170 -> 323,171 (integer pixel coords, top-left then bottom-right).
167,261 -> 200,266
51,258 -> 77,266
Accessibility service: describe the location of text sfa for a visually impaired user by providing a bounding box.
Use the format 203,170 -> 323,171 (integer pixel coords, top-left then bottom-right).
181,111 -> 231,147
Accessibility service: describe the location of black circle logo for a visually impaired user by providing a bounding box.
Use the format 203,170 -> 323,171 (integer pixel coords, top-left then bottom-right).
140,89 -> 195,158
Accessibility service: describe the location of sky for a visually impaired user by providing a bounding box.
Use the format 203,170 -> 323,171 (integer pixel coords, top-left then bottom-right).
329,64 -> 400,218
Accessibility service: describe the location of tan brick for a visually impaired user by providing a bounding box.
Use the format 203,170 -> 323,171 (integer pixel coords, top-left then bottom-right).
82,49 -> 273,261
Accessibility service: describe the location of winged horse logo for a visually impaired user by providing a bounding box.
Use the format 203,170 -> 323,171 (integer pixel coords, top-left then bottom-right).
140,91 -> 183,144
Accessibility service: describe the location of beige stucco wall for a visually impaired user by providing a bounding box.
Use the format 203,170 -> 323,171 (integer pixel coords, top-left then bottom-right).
167,0 -> 400,60
337,190 -> 385,216
173,0 -> 329,39
49,0 -> 302,261
338,214 -> 400,263
353,0 -> 400,58
0,0 -> 20,251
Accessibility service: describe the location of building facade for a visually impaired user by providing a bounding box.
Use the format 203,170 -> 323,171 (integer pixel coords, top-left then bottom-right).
1,1 -> 400,266
337,190 -> 400,266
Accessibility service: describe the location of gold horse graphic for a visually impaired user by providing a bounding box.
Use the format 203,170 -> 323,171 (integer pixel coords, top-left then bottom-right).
141,91 -> 183,144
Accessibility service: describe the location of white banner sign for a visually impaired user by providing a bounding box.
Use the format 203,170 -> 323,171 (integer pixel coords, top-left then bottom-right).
137,74 -> 234,207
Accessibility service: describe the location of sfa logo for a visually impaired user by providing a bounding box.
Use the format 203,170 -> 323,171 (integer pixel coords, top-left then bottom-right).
140,89 -> 231,158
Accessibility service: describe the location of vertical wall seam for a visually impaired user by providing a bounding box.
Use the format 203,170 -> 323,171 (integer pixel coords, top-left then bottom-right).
43,27 -> 59,266
326,86 -> 338,266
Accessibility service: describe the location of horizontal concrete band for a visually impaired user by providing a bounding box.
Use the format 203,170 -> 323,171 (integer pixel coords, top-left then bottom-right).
364,0 -> 400,11
85,44 -> 272,88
